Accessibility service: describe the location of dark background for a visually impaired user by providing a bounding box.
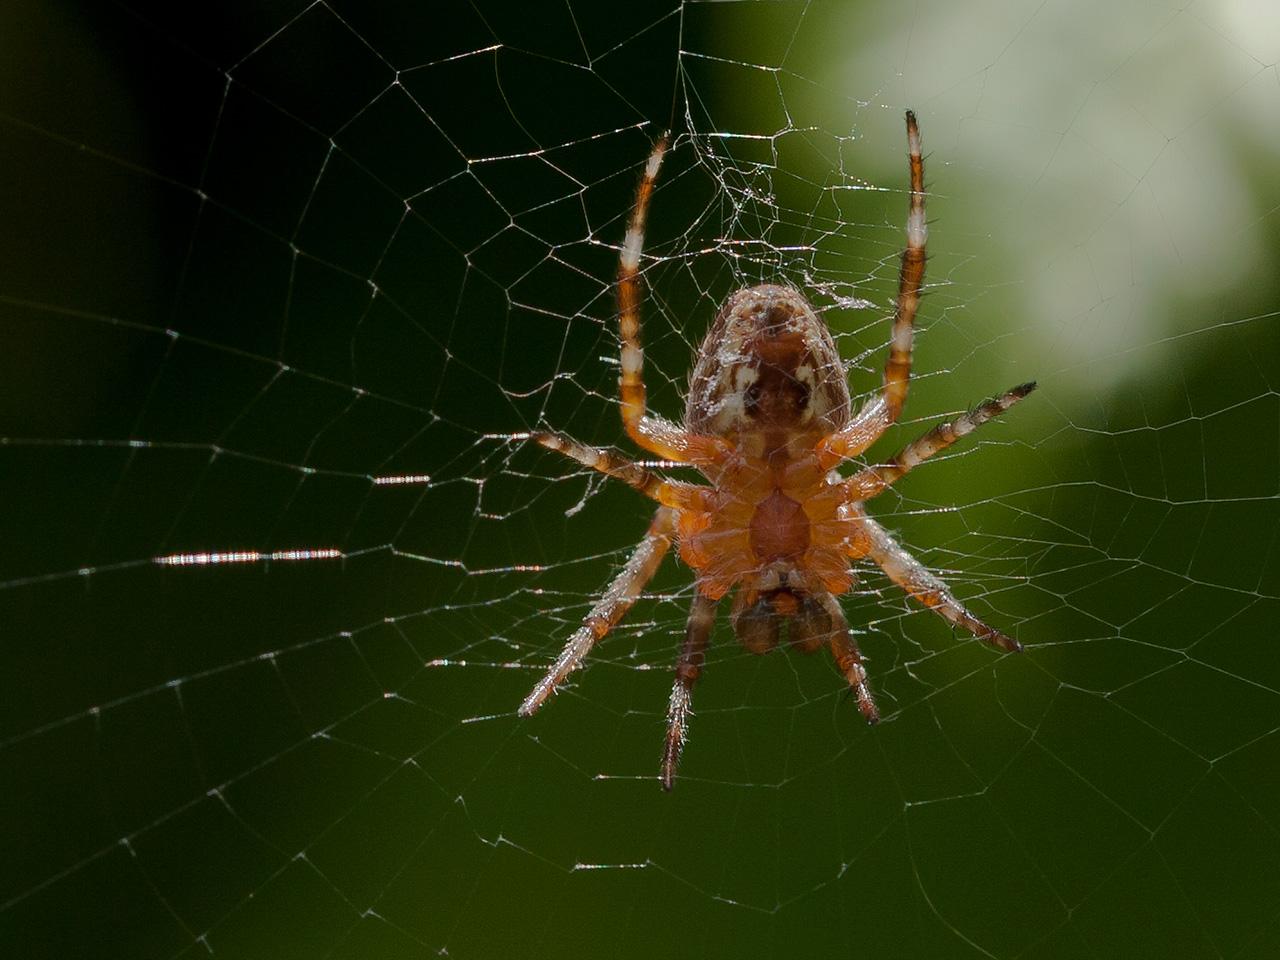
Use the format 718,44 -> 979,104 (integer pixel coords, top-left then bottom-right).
3,1 -> 1280,957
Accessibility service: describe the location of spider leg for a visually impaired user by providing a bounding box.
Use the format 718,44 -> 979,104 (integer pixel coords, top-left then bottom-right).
853,506 -> 1022,653
519,507 -> 677,716
845,381 -> 1036,501
617,135 -> 729,467
814,591 -> 880,723
661,591 -> 718,791
531,432 -> 708,511
817,111 -> 926,469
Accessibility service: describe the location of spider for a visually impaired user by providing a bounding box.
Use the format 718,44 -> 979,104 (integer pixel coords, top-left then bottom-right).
519,112 -> 1034,790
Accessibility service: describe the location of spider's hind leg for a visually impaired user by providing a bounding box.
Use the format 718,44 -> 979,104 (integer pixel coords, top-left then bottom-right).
816,110 -> 927,469
614,135 -> 732,468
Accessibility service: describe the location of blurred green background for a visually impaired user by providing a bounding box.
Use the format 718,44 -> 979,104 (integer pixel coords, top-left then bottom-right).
3,1 -> 1279,957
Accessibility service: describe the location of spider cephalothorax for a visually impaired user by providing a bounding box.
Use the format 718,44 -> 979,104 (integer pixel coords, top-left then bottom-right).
520,113 -> 1034,790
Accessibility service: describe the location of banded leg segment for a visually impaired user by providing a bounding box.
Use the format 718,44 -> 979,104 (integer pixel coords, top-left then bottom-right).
845,381 -> 1036,501
661,591 -> 718,791
855,508 -> 1021,653
815,403 -> 893,468
532,432 -> 707,511
818,111 -> 927,469
616,135 -> 725,464
520,507 -> 678,716
817,591 -> 879,723
886,109 -> 927,423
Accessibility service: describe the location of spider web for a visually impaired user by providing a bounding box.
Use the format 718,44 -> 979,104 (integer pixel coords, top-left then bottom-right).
4,1 -> 1280,957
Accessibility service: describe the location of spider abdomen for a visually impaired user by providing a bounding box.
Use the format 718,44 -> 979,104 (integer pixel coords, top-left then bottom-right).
685,284 -> 851,444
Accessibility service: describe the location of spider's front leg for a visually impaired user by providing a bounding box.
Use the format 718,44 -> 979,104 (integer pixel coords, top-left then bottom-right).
519,507 -> 678,716
813,591 -> 880,723
661,591 -> 718,791
850,505 -> 1021,653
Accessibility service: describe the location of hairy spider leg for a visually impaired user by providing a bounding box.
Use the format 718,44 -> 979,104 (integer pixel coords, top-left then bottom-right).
519,507 -> 678,716
531,432 -> 708,512
818,110 -> 927,469
616,134 -> 729,467
661,592 -> 717,791
845,381 -> 1037,501
852,506 -> 1021,653
817,591 -> 880,723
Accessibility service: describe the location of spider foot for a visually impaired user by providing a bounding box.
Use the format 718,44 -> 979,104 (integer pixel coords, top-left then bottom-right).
840,658 -> 880,725
973,623 -> 1023,654
951,602 -> 1023,653
660,593 -> 717,791
661,683 -> 691,792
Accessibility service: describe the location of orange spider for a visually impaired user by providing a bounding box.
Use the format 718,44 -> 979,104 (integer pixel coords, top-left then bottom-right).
519,112 -> 1034,790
